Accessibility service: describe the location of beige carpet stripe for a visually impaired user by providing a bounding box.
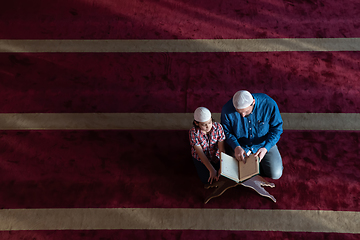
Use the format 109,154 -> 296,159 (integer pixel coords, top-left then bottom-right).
1,38 -> 360,53
0,113 -> 359,131
0,208 -> 359,233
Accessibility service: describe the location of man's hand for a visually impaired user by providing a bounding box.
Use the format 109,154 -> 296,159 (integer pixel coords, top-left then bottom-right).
234,146 -> 247,163
255,147 -> 268,162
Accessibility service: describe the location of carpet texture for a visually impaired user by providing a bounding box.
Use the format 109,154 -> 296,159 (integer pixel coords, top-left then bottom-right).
1,0 -> 360,239
1,52 -> 360,113
0,130 -> 359,211
0,230 -> 359,240
1,0 -> 360,39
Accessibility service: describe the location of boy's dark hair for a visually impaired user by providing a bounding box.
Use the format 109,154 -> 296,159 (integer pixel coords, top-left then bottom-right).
193,118 -> 215,128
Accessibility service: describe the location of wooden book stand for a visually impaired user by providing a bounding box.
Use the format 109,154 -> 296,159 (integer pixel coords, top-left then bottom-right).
204,175 -> 276,204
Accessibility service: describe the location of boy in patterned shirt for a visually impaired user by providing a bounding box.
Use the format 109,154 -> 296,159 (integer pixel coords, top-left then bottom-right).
189,107 -> 226,185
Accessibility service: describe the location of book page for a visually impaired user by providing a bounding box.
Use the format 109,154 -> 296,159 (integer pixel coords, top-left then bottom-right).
239,154 -> 259,182
220,152 -> 239,182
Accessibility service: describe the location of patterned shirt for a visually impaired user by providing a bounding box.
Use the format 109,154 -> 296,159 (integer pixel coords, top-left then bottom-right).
189,121 -> 226,162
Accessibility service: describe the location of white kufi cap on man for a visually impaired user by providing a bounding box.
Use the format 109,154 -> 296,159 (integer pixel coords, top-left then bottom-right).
233,90 -> 253,109
194,107 -> 211,122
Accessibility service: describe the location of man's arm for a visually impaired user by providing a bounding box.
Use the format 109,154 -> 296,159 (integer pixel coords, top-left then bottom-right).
263,102 -> 283,151
220,111 -> 240,150
220,113 -> 248,162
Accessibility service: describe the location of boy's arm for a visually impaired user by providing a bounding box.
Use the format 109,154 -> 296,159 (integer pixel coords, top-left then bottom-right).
218,140 -> 225,154
194,145 -> 218,184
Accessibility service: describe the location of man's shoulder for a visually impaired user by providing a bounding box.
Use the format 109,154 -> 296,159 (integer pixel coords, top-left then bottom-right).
254,93 -> 276,106
253,93 -> 271,100
221,98 -> 234,113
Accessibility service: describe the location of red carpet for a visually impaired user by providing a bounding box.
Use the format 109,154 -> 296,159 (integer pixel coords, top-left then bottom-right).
0,230 -> 359,240
1,52 -> 360,113
0,130 -> 359,211
1,0 -> 360,239
1,0 -> 360,39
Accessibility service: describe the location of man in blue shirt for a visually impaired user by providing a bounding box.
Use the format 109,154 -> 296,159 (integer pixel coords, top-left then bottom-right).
221,90 -> 283,179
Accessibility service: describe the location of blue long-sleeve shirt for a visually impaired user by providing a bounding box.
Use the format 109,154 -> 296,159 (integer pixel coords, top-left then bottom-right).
221,93 -> 283,154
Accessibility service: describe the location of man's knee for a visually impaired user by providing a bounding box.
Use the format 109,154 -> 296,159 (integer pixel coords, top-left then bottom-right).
269,167 -> 283,180
265,145 -> 283,179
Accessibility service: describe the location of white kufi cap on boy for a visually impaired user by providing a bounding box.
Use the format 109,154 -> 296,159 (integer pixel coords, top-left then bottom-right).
233,90 -> 253,109
194,107 -> 211,122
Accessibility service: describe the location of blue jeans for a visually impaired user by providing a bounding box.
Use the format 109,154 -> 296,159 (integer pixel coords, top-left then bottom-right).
260,145 -> 283,179
192,157 -> 220,184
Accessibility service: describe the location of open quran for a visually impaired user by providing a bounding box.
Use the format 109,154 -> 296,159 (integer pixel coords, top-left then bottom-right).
220,152 -> 260,183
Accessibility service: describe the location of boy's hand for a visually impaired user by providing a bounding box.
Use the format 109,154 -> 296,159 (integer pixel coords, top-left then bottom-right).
208,168 -> 219,184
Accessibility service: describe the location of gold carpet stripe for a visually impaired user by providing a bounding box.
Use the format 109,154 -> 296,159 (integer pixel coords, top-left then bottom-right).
1,38 -> 360,53
0,208 -> 359,233
0,113 -> 359,131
